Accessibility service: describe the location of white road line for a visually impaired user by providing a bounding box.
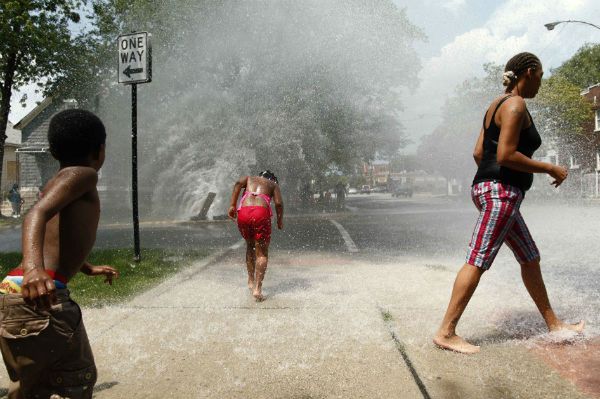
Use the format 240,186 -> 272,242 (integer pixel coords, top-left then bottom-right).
329,220 -> 359,253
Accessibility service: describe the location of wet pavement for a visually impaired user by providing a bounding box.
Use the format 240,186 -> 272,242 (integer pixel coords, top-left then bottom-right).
0,193 -> 598,398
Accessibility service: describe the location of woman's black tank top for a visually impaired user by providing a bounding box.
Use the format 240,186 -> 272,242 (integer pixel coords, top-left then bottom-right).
472,95 -> 542,192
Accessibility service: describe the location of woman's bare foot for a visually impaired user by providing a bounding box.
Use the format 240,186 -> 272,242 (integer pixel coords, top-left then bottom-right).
549,320 -> 585,333
248,279 -> 255,292
433,333 -> 480,354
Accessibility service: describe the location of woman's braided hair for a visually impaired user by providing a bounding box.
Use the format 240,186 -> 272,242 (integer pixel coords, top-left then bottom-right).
502,52 -> 541,89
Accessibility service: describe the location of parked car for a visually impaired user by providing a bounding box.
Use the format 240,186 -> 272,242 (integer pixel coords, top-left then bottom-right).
392,185 -> 413,198
360,185 -> 371,194
348,187 -> 358,195
371,186 -> 386,193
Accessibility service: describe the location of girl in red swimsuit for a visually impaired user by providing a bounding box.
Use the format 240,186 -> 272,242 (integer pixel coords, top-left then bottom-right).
228,171 -> 284,301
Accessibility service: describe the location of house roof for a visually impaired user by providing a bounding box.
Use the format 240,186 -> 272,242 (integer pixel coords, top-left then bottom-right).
13,97 -> 54,130
581,83 -> 600,94
5,121 -> 21,146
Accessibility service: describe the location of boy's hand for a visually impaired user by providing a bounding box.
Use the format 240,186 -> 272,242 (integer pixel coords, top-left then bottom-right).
228,206 -> 237,220
87,265 -> 119,285
21,268 -> 57,310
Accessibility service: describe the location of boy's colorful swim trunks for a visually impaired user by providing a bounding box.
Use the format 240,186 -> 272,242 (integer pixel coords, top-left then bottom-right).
237,206 -> 272,243
466,181 -> 540,270
0,268 -> 67,294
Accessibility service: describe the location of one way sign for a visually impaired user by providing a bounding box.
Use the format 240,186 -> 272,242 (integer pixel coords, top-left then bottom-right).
118,32 -> 152,84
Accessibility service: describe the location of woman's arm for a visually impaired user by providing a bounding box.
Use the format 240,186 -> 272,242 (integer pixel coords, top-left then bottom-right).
473,127 -> 484,166
496,97 -> 567,186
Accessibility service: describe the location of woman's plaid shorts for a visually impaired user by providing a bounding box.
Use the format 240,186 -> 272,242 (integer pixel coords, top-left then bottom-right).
466,181 -> 540,270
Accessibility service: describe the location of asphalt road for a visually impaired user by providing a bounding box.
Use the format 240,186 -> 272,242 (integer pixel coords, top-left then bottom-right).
0,194 -> 469,255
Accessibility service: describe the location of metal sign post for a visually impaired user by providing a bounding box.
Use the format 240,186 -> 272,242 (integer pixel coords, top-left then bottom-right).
118,31 -> 152,261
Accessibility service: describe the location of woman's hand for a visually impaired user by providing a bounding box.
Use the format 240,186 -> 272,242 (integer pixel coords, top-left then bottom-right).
548,164 -> 568,187
228,206 -> 237,220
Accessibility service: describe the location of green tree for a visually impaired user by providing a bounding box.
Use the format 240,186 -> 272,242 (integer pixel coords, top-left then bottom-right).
530,44 -> 597,170
79,0 -> 425,215
531,74 -> 593,144
418,63 -> 503,188
0,0 -> 84,193
551,43 -> 600,89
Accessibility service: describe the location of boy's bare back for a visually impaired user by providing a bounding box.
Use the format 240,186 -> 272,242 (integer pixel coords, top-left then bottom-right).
23,166 -> 100,281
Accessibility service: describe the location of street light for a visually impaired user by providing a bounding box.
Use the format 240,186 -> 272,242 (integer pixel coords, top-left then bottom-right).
544,20 -> 600,31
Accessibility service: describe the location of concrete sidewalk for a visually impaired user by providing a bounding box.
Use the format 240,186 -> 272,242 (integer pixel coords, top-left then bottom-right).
0,250 -> 593,398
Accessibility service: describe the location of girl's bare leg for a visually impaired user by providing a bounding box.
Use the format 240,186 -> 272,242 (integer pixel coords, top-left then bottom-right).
520,259 -> 584,332
434,263 -> 484,354
246,240 -> 256,291
253,239 -> 269,301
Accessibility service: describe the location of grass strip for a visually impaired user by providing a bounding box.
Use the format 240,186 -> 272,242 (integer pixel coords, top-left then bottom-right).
0,217 -> 20,229
0,248 -> 208,307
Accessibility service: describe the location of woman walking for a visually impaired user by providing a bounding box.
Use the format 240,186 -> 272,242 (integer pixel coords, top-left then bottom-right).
433,52 -> 584,354
228,171 -> 283,301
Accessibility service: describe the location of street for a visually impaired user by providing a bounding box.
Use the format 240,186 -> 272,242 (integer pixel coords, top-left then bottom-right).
0,193 -> 598,398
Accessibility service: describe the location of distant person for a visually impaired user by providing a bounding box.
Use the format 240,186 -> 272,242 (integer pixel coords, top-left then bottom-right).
433,52 -> 584,354
0,109 -> 119,398
324,190 -> 332,211
228,171 -> 283,301
7,183 -> 22,218
335,182 -> 346,211
301,183 -> 311,209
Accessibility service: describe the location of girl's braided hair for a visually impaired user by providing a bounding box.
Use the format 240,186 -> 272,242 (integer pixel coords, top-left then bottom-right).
259,170 -> 278,184
502,52 -> 541,89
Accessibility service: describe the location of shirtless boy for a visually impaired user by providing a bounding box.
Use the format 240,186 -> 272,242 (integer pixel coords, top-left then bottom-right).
228,171 -> 283,301
0,109 -> 118,398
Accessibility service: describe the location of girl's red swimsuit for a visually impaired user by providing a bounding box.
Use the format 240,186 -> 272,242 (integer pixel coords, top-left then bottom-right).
237,190 -> 272,243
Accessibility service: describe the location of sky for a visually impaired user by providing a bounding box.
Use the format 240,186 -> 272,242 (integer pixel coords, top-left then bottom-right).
8,0 -> 600,151
393,0 -> 600,150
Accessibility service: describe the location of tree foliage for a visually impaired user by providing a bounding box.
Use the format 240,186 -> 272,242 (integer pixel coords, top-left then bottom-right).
79,0 -> 425,215
530,75 -> 593,144
0,0 -> 84,193
551,43 -> 600,89
417,63 -> 503,185
529,43 -> 598,168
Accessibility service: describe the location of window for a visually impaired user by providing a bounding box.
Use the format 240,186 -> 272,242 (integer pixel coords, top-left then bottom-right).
569,155 -> 580,169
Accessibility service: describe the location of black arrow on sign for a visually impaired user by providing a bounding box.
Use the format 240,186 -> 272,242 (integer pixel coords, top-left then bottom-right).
123,65 -> 144,78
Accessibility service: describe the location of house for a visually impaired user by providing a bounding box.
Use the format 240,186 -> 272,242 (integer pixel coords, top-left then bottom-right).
532,84 -> 600,198
1,121 -> 22,216
362,160 -> 390,187
580,84 -> 600,197
11,97 -> 131,220
2,121 -> 21,192
13,97 -> 78,210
